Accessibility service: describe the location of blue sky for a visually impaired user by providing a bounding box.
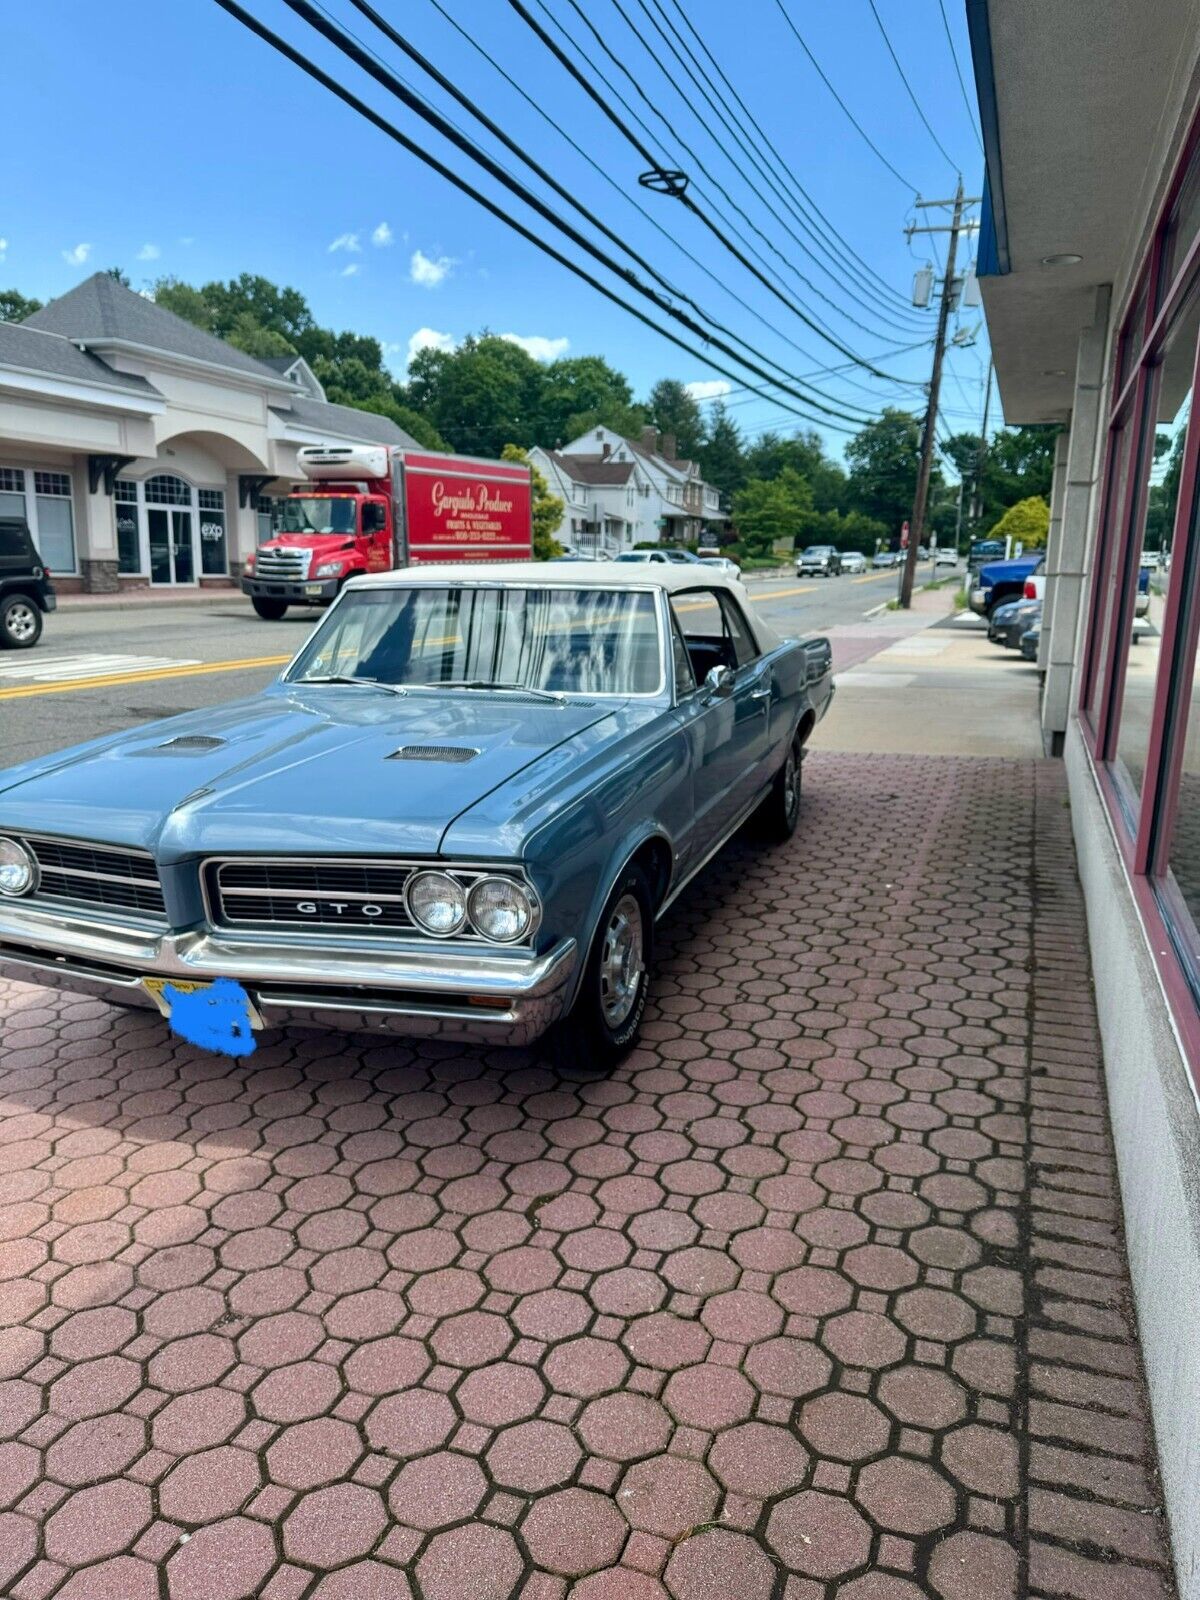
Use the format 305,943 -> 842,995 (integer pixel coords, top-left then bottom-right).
3,0 -> 993,463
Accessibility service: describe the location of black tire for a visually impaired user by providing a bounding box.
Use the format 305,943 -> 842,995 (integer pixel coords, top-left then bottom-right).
755,729 -> 803,843
252,597 -> 288,621
0,595 -> 42,650
553,864 -> 654,1070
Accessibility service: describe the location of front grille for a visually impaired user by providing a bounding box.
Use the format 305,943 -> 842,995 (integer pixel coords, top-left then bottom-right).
207,858 -> 530,941
255,547 -> 309,580
22,837 -> 166,922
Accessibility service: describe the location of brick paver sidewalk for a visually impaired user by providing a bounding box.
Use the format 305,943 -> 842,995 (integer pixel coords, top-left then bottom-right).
0,752 -> 1175,1599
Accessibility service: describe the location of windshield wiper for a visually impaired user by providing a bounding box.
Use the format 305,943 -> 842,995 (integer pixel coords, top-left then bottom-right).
432,679 -> 565,703
298,675 -> 409,696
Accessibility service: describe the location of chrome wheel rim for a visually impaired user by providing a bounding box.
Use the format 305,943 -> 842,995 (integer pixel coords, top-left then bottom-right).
784,743 -> 800,821
6,603 -> 36,644
600,893 -> 644,1028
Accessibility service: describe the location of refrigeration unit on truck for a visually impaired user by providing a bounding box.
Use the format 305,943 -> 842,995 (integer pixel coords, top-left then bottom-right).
241,444 -> 534,619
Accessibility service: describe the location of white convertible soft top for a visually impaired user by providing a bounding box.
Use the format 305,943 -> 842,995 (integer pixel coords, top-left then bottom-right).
348,561 -> 785,650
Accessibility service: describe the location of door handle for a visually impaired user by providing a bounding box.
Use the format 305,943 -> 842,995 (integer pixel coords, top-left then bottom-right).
749,684 -> 773,700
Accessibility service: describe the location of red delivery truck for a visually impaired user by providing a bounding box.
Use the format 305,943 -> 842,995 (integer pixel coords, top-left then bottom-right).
241,443 -> 533,620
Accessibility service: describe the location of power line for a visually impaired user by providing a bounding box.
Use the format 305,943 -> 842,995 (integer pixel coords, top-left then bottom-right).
936,0 -> 985,154
210,0 -> 865,435
865,0 -> 960,174
418,0 -> 916,400
511,0 -> 920,383
281,0 -> 885,426
606,0 -> 927,339
337,0 -> 882,421
771,0 -> 919,193
643,0 -> 924,322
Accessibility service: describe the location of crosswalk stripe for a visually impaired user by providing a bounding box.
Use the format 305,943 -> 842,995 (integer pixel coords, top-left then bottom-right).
0,654 -> 201,682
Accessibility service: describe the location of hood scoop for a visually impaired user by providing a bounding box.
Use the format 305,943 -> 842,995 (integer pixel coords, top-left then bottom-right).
153,734 -> 229,753
389,744 -> 480,764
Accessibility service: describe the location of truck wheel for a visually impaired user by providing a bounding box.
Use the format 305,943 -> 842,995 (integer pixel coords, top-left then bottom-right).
552,865 -> 653,1071
252,598 -> 288,621
754,729 -> 803,843
0,595 -> 42,650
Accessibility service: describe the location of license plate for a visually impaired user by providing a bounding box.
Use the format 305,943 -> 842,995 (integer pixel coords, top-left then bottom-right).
141,976 -> 262,1029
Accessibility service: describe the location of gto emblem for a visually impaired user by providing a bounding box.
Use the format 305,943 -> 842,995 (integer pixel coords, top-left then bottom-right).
295,901 -> 384,918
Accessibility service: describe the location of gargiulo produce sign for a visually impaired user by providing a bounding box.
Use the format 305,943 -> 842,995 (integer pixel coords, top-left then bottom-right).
403,453 -> 533,562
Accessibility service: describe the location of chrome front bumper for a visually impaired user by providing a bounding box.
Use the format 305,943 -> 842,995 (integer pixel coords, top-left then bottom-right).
0,902 -> 578,1047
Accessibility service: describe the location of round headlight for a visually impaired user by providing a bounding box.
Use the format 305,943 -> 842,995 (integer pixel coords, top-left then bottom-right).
406,870 -> 467,936
467,876 -> 534,943
0,838 -> 37,898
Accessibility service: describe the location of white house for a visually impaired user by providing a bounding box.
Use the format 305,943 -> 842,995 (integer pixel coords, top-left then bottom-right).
0,273 -> 416,592
532,425 -> 726,552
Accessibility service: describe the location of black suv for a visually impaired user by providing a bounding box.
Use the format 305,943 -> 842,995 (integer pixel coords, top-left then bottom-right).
0,518 -> 57,649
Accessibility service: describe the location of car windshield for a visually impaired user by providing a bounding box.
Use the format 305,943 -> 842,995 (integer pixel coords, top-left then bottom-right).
289,585 -> 663,696
803,547 -> 829,556
278,497 -> 358,536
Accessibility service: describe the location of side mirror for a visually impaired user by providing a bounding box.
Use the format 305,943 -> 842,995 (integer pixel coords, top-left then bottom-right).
704,664 -> 734,700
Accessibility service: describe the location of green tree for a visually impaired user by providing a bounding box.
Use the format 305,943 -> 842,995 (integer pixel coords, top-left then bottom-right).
698,402 -> 745,502
989,495 -> 1050,548
355,396 -> 448,452
1145,428 -> 1186,553
501,444 -> 563,560
795,507 -> 888,554
647,378 -> 705,459
539,355 -> 636,445
407,334 -> 543,456
0,289 -> 42,322
105,267 -> 131,286
745,429 -> 847,512
942,423 -> 1062,529
845,408 -> 924,537
732,467 -> 812,557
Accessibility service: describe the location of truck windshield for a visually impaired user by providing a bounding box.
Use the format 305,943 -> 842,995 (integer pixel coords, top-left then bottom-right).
289,586 -> 663,696
279,497 -> 358,536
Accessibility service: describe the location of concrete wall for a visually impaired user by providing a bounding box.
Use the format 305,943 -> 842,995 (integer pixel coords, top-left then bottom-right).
1064,720 -> 1200,1599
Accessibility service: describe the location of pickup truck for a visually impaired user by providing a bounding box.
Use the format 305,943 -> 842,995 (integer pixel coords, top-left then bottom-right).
969,553 -> 1045,617
1021,557 -> 1150,617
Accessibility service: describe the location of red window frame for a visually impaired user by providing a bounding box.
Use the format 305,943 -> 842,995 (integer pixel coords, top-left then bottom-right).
1078,109 -> 1200,1082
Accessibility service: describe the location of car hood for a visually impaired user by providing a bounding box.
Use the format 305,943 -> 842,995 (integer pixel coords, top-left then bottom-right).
979,556 -> 1040,584
0,686 -> 621,858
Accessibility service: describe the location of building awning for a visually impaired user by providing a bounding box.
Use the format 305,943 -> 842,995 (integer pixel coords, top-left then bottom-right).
967,0 -> 1197,421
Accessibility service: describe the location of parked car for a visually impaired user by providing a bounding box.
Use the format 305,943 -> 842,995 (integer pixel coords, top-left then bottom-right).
1020,622 -> 1041,661
796,545 -> 842,577
871,550 -> 898,569
700,555 -> 741,578
935,547 -> 960,568
987,598 -> 1028,643
998,599 -> 1042,649
0,564 -> 833,1066
0,517 -> 57,650
839,551 -> 867,574
615,548 -> 705,565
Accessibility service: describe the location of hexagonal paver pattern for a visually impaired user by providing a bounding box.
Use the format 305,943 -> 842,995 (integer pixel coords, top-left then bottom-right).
0,751 -> 1174,1597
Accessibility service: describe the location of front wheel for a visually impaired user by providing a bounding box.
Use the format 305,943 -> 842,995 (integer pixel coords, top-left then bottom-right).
553,865 -> 653,1070
252,597 -> 288,621
0,595 -> 42,649
755,730 -> 803,843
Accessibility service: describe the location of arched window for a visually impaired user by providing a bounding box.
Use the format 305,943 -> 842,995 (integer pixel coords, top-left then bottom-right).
143,474 -> 191,506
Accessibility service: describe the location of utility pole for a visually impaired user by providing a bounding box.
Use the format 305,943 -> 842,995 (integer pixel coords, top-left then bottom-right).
899,180 -> 979,608
968,355 -> 994,529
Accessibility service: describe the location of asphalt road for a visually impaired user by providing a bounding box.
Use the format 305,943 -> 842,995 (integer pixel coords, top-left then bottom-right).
0,565 -> 917,769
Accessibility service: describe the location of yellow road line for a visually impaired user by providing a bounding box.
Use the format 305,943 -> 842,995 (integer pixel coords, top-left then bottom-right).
851,571 -> 893,584
0,654 -> 293,701
751,584 -> 817,602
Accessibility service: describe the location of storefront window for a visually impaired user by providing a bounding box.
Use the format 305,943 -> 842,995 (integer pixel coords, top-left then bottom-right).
114,480 -> 141,573
198,488 -> 227,576
1113,289 -> 1200,797
1161,138 -> 1200,293
32,471 -> 76,573
256,496 -> 275,544
1086,425 -> 1136,731
0,466 -> 26,521
1161,516 -> 1200,997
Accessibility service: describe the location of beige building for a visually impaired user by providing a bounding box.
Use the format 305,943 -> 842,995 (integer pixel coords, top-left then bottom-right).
0,274 -> 414,592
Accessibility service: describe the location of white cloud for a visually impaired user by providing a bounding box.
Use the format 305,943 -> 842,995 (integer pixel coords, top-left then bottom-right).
406,327 -> 456,366
136,243 -> 160,262
178,236 -> 195,246
62,242 -> 91,266
0,238 -> 7,262
371,221 -> 393,247
340,262 -> 360,277
684,379 -> 732,401
410,249 -> 455,288
329,232 -> 361,253
500,332 -> 570,362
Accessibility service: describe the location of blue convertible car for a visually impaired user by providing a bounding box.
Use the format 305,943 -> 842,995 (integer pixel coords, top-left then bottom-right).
0,565 -> 833,1063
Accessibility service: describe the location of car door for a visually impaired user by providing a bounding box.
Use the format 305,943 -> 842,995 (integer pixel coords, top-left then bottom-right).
670,588 -> 773,853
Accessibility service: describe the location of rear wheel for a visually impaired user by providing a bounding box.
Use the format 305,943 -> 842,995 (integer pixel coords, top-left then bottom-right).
252,597 -> 288,621
553,865 -> 653,1070
0,595 -> 42,649
755,729 -> 803,843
